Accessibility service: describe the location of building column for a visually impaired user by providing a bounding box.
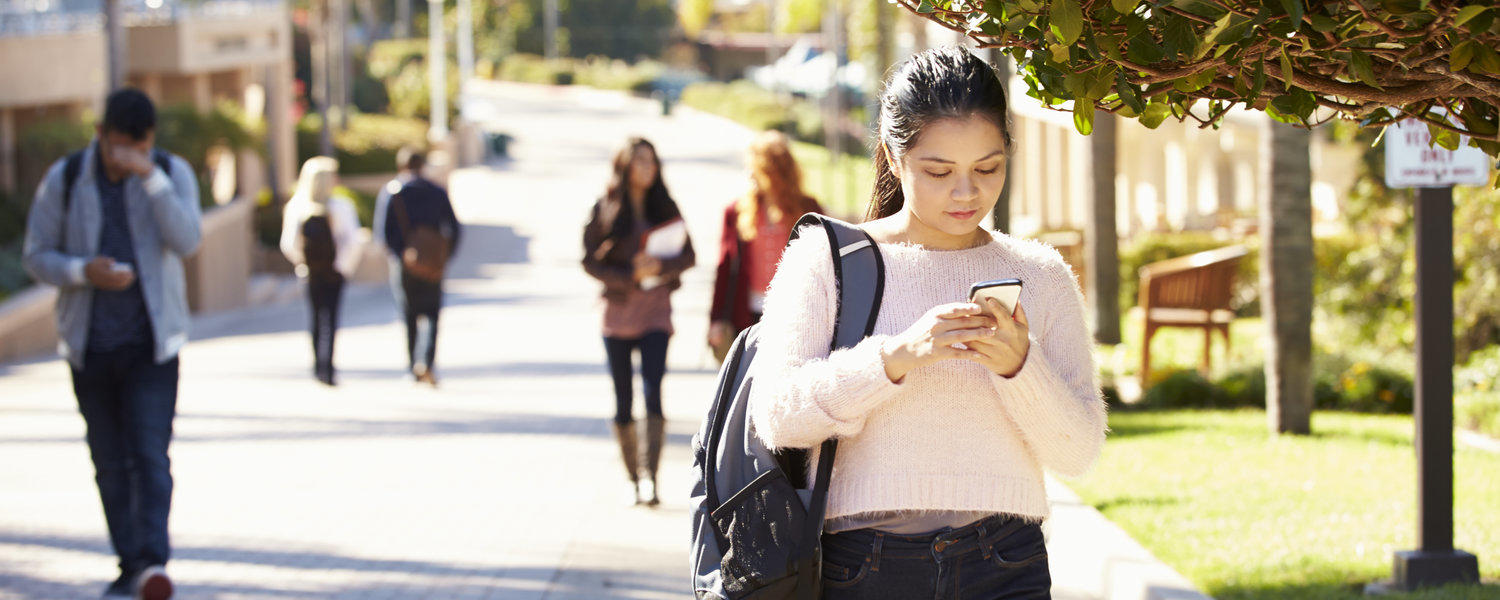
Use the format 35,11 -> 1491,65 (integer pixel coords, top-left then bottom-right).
192,72 -> 213,112
0,108 -> 15,195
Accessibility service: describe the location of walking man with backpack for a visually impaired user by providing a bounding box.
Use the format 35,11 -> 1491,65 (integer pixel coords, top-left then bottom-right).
382,160 -> 460,386
22,88 -> 201,599
280,156 -> 364,385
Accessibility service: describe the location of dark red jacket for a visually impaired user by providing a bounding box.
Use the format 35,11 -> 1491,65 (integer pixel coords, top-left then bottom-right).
709,199 -> 822,332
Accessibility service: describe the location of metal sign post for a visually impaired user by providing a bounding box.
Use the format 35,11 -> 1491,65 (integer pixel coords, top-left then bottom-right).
1377,119 -> 1483,592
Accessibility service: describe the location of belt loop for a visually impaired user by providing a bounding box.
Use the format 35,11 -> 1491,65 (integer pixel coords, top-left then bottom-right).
870,533 -> 884,573
976,522 -> 991,560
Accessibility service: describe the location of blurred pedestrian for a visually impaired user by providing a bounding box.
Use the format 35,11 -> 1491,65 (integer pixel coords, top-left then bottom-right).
372,147 -> 423,303
707,130 -> 822,362
582,137 -> 696,506
381,153 -> 460,386
748,47 -> 1107,599
21,87 -> 201,600
280,156 -> 363,386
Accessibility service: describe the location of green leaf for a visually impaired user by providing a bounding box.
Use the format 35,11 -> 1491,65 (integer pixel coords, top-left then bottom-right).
1005,13 -> 1033,33
1163,15 -> 1199,60
1349,49 -> 1380,88
1380,0 -> 1419,15
1140,102 -> 1172,128
1117,71 -> 1145,112
1279,48 -> 1296,91
1128,37 -> 1165,64
1050,0 -> 1085,44
1098,33 -> 1126,60
1454,4 -> 1490,28
1277,0 -> 1304,26
1308,14 -> 1338,32
1249,57 -> 1268,99
1427,122 -> 1460,150
1112,0 -> 1137,14
1477,45 -> 1500,75
917,0 -> 936,14
1073,100 -> 1096,135
1197,13 -> 1236,59
1451,40 -> 1478,72
1017,0 -> 1042,11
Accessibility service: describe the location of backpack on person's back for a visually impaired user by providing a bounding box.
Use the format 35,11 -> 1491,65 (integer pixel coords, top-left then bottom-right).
300,214 -> 338,278
689,214 -> 885,600
390,184 -> 452,282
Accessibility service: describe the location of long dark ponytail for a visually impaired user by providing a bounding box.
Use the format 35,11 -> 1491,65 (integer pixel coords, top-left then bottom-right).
866,46 -> 1014,222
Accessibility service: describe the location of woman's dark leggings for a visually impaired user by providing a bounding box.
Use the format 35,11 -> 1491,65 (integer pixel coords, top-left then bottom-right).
603,331 -> 669,425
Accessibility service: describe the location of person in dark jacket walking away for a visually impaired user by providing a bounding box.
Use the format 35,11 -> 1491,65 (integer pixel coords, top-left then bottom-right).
707,130 -> 821,362
280,156 -> 364,385
382,162 -> 461,387
22,88 -> 201,600
582,137 -> 695,506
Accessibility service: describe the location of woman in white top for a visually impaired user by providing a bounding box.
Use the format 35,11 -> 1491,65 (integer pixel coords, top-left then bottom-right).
280,156 -> 364,386
748,46 -> 1107,599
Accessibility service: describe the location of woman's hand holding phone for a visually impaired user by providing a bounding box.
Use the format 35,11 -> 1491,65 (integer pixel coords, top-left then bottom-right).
966,298 -> 1030,378
879,303 -> 998,383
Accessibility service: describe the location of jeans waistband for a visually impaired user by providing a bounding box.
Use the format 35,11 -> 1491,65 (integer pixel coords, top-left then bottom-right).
823,514 -> 1036,561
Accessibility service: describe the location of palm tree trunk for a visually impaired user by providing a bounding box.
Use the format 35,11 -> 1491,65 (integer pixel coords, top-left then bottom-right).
1260,120 -> 1314,435
1087,112 -> 1120,344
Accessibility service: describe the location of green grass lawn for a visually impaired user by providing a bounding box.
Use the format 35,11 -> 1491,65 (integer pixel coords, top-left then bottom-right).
1068,409 -> 1500,599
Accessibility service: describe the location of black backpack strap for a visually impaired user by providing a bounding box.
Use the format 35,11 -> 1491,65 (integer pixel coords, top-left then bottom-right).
61,150 -> 84,216
787,213 -> 885,563
151,148 -> 173,177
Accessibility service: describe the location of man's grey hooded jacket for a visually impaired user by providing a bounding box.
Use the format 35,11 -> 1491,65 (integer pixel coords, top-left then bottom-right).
22,141 -> 202,369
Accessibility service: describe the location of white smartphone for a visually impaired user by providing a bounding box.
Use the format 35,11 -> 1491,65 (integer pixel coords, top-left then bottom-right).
969,279 -> 1023,316
110,262 -> 134,275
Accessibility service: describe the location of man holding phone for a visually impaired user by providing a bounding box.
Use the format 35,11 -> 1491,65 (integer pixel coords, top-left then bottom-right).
23,88 -> 201,599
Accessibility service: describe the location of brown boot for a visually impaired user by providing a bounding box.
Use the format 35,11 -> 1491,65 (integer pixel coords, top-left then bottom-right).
611,421 -> 643,505
640,416 -> 666,507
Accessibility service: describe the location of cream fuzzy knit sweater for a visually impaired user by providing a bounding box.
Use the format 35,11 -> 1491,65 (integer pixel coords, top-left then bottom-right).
748,227 -> 1107,522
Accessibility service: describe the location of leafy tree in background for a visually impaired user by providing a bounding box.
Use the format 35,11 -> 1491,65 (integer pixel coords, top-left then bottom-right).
896,0 -> 1500,160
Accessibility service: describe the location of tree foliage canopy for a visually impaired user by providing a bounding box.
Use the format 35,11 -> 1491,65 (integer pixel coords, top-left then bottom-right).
896,0 -> 1500,157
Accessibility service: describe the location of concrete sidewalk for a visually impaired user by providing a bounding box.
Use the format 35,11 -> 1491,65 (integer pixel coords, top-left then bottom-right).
0,80 -> 1206,600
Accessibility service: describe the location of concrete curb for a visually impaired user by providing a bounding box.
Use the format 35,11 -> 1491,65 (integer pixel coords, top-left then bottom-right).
1045,476 -> 1214,600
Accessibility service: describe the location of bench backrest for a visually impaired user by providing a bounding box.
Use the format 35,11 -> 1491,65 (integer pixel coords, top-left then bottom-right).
1138,245 -> 1248,312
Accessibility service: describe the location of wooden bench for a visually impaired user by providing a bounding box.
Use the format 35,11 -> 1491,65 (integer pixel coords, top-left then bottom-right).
1138,245 -> 1248,384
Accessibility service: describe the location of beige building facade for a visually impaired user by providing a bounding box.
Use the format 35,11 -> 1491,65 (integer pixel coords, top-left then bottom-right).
0,0 -> 296,198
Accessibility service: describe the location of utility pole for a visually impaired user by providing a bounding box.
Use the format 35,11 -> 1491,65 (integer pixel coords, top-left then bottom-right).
104,0 -> 126,91
544,0 -> 559,60
456,0 -> 473,120
427,0 -> 448,141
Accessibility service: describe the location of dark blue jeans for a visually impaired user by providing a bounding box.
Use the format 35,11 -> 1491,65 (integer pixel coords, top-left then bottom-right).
69,344 -> 179,574
602,331 -> 668,425
821,514 -> 1051,600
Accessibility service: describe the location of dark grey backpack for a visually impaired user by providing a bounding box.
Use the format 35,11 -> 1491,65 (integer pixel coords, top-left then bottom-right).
690,214 -> 885,599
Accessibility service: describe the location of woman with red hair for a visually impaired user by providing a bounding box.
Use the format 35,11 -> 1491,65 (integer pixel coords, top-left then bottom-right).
708,131 -> 823,359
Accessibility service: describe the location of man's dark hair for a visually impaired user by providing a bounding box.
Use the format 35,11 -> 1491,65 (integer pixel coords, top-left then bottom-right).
397,146 -> 426,174
102,88 -> 157,140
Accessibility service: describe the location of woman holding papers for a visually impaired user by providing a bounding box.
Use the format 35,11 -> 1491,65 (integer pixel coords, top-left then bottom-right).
708,130 -> 822,362
582,136 -> 696,507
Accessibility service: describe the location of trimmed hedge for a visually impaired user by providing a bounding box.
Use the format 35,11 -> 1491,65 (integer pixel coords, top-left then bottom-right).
1134,359 -> 1414,415
296,112 -> 428,176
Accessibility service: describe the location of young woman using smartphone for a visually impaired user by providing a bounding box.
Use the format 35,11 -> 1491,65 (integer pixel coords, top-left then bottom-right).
748,46 -> 1107,599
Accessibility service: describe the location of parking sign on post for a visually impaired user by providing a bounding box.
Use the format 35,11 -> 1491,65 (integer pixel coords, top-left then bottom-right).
1376,118 -> 1485,592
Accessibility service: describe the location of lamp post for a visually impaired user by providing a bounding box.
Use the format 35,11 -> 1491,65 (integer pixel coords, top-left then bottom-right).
427,0 -> 447,141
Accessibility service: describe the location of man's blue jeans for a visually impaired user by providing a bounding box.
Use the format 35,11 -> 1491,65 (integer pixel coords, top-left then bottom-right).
70,344 -> 178,573
821,514 -> 1052,599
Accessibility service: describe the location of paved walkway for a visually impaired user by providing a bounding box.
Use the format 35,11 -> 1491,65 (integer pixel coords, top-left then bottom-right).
0,82 -> 1204,599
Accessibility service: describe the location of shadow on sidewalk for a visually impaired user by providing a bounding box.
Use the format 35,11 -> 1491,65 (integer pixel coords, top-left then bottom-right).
0,408 -> 698,447
0,531 -> 684,599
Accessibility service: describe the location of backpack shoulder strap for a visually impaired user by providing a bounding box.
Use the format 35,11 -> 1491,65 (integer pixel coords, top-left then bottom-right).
787,212 -> 885,552
61,150 -> 84,216
151,148 -> 172,176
